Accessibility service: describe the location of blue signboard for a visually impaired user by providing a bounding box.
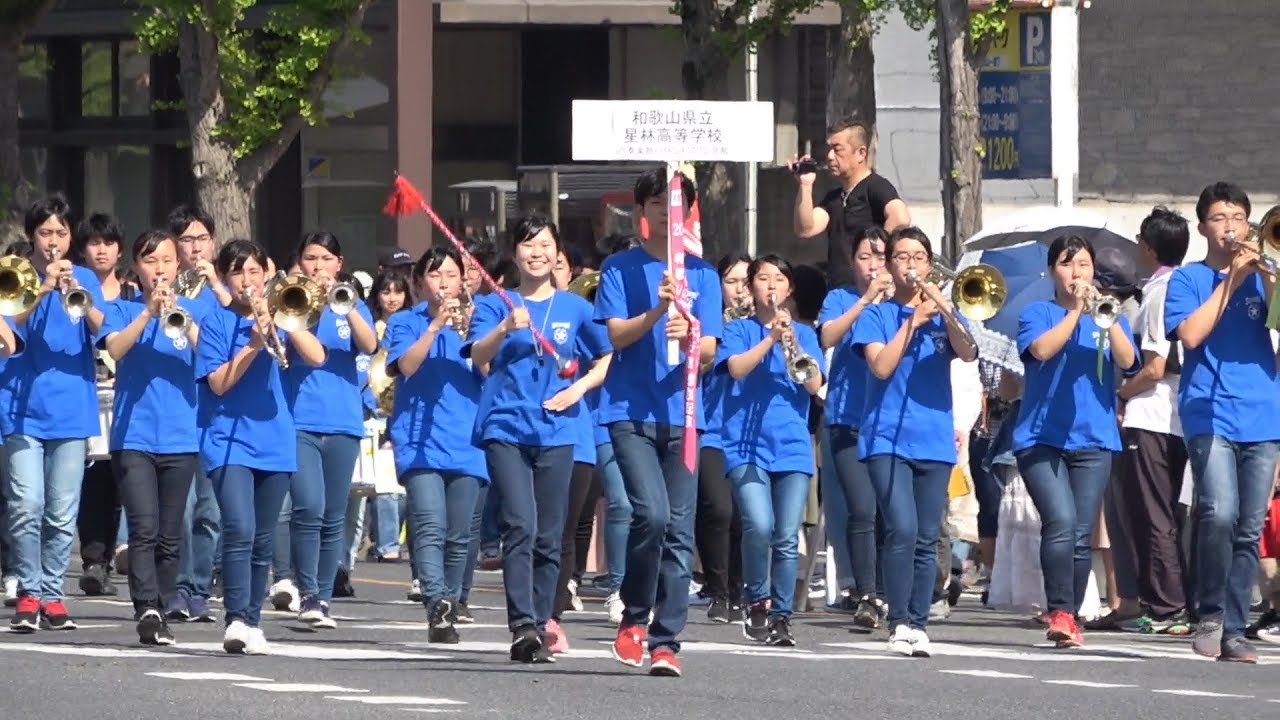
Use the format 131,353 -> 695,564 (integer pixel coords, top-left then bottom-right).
979,9 -> 1052,180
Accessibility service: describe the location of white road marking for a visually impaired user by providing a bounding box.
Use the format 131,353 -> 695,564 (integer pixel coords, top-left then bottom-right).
399,711 -> 463,715
66,623 -> 122,629
234,683 -> 369,693
0,643 -> 196,659
349,622 -> 510,631
325,696 -> 466,706
178,642 -> 452,661
1152,689 -> 1254,699
940,670 -> 1034,679
147,672 -> 274,682
1042,680 -> 1140,689
824,641 -> 1141,663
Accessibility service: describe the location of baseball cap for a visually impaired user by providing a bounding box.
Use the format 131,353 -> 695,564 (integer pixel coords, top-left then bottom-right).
378,246 -> 413,268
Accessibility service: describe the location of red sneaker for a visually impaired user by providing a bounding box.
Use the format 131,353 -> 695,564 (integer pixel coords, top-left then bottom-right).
612,624 -> 646,667
649,647 -> 681,677
1046,610 -> 1080,648
10,596 -> 39,633
39,599 -> 78,631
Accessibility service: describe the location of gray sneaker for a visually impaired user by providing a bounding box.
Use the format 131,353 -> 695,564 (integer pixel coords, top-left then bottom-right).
1218,636 -> 1258,664
1192,617 -> 1223,657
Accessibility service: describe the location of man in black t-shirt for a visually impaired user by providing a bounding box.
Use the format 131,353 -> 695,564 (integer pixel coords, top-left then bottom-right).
792,118 -> 911,287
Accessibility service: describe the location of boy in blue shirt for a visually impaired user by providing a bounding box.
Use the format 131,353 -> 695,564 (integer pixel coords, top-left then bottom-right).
1164,181 -> 1279,663
594,168 -> 723,677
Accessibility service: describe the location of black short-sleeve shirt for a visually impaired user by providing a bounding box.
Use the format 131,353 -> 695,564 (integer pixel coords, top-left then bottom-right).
818,173 -> 901,287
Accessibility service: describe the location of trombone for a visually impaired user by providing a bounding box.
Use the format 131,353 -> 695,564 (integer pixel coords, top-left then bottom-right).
49,246 -> 93,320
769,292 -> 821,384
907,260 -> 1007,350
1226,206 -> 1280,279
267,272 -> 325,333
156,277 -> 195,339
0,255 -> 41,317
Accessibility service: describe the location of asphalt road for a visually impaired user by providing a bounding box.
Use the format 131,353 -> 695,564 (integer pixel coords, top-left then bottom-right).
2,559 -> 1277,720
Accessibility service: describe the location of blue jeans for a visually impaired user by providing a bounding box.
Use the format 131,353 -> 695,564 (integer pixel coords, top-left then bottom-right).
1015,444 -> 1112,614
731,464 -> 810,617
343,495 -> 366,570
290,431 -> 361,600
1187,434 -> 1278,640
607,421 -> 698,652
404,470 -> 481,610
3,435 -> 86,600
828,425 -> 884,598
273,493 -> 293,582
373,494 -> 404,556
459,484 -> 487,603
177,469 -> 221,600
210,465 -> 291,627
596,441 -> 632,591
819,428 -> 854,589
485,441 -> 573,632
865,454 -> 951,630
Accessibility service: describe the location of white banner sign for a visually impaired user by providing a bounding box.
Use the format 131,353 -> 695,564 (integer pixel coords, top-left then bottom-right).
572,100 -> 775,163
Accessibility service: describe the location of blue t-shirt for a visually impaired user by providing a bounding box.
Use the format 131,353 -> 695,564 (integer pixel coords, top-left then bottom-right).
570,336 -> 599,465
0,265 -> 105,439
100,297 -> 207,454
465,291 -> 612,447
700,367 -> 730,452
195,305 -> 297,474
283,302 -> 375,438
718,318 -> 825,475
818,287 -> 873,429
1012,300 -> 1132,452
585,387 -> 609,448
851,301 -> 964,464
1164,263 -> 1280,442
385,302 -> 487,481
593,246 -> 724,428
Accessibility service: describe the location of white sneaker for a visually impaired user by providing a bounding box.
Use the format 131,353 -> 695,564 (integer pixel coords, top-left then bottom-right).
605,592 -> 625,626
223,620 -> 250,654
568,578 -> 583,612
888,624 -> 914,656
245,627 -> 271,655
2,576 -> 17,607
1258,625 -> 1280,645
269,579 -> 300,613
910,627 -> 932,658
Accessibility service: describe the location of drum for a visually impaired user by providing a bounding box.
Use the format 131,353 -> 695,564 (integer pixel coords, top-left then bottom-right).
86,381 -> 114,461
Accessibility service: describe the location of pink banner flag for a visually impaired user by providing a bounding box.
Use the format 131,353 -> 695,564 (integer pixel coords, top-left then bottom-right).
665,163 -> 700,473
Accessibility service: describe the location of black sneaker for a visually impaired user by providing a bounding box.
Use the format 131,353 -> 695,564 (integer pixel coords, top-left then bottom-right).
428,599 -> 460,644
1219,636 -> 1259,664
727,602 -> 747,623
333,567 -> 356,598
165,589 -> 191,622
137,609 -> 170,645
743,601 -> 769,642
766,615 -> 796,647
454,600 -> 474,624
1245,608 -> 1279,640
706,596 -> 730,623
79,565 -> 117,597
853,595 -> 881,629
510,624 -> 543,663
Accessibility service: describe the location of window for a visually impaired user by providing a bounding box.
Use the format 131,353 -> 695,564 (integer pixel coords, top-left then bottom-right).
118,41 -> 151,117
81,41 -> 113,117
18,43 -> 49,120
79,39 -> 152,118
84,146 -> 151,238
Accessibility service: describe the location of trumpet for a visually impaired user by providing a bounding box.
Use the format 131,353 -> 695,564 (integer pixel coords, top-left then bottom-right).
173,268 -> 208,299
241,284 -> 291,367
156,277 -> 194,339
1227,207 -> 1280,279
49,246 -> 92,320
1070,281 -> 1121,329
770,292 -> 821,384
437,289 -> 472,339
323,274 -> 358,316
0,255 -> 41,317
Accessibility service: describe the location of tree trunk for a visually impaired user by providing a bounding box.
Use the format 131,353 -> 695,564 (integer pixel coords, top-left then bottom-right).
679,0 -> 740,261
0,0 -> 55,234
936,0 -> 982,262
827,1 -> 879,168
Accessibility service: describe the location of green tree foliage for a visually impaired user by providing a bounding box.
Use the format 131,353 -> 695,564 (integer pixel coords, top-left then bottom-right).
0,0 -> 57,232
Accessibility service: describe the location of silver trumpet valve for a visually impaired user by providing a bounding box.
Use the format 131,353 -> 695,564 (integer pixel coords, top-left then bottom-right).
49,245 -> 92,319
159,278 -> 194,339
769,292 -> 821,385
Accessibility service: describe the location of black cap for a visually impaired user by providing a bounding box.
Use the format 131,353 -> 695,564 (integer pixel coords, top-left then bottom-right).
378,246 -> 413,268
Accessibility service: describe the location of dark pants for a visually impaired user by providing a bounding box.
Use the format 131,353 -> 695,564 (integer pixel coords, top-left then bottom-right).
485,440 -> 573,632
695,446 -> 742,603
829,425 -> 884,598
113,451 -> 197,615
1016,445 -> 1112,615
1121,427 -> 1189,616
553,462 -> 600,619
865,455 -> 951,630
608,421 -> 698,652
78,458 -> 121,569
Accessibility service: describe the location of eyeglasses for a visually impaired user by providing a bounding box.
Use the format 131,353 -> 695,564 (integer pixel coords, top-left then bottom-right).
892,252 -> 930,264
178,234 -> 213,245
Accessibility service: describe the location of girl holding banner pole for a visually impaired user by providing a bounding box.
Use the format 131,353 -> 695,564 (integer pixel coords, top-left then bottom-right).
594,167 -> 722,678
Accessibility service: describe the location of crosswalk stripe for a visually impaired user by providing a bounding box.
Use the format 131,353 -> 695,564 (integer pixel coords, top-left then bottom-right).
1043,680 -> 1140,688
147,672 -> 274,681
325,696 -> 466,706
940,670 -> 1034,679
823,641 -> 1141,663
1152,689 -> 1254,699
234,683 -> 369,693
0,643 -> 196,659
178,642 -> 452,661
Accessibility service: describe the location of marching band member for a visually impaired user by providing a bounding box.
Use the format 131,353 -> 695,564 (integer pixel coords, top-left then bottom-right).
595,169 -> 723,677
3,194 -> 105,632
695,253 -> 750,623
850,226 -> 976,658
720,254 -> 825,646
283,232 -> 377,628
168,204 -> 228,624
384,247 -> 485,644
1166,182 -> 1280,663
1014,234 -> 1137,648
817,226 -> 893,628
465,216 -> 612,663
100,229 -> 205,645
197,239 -> 324,654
